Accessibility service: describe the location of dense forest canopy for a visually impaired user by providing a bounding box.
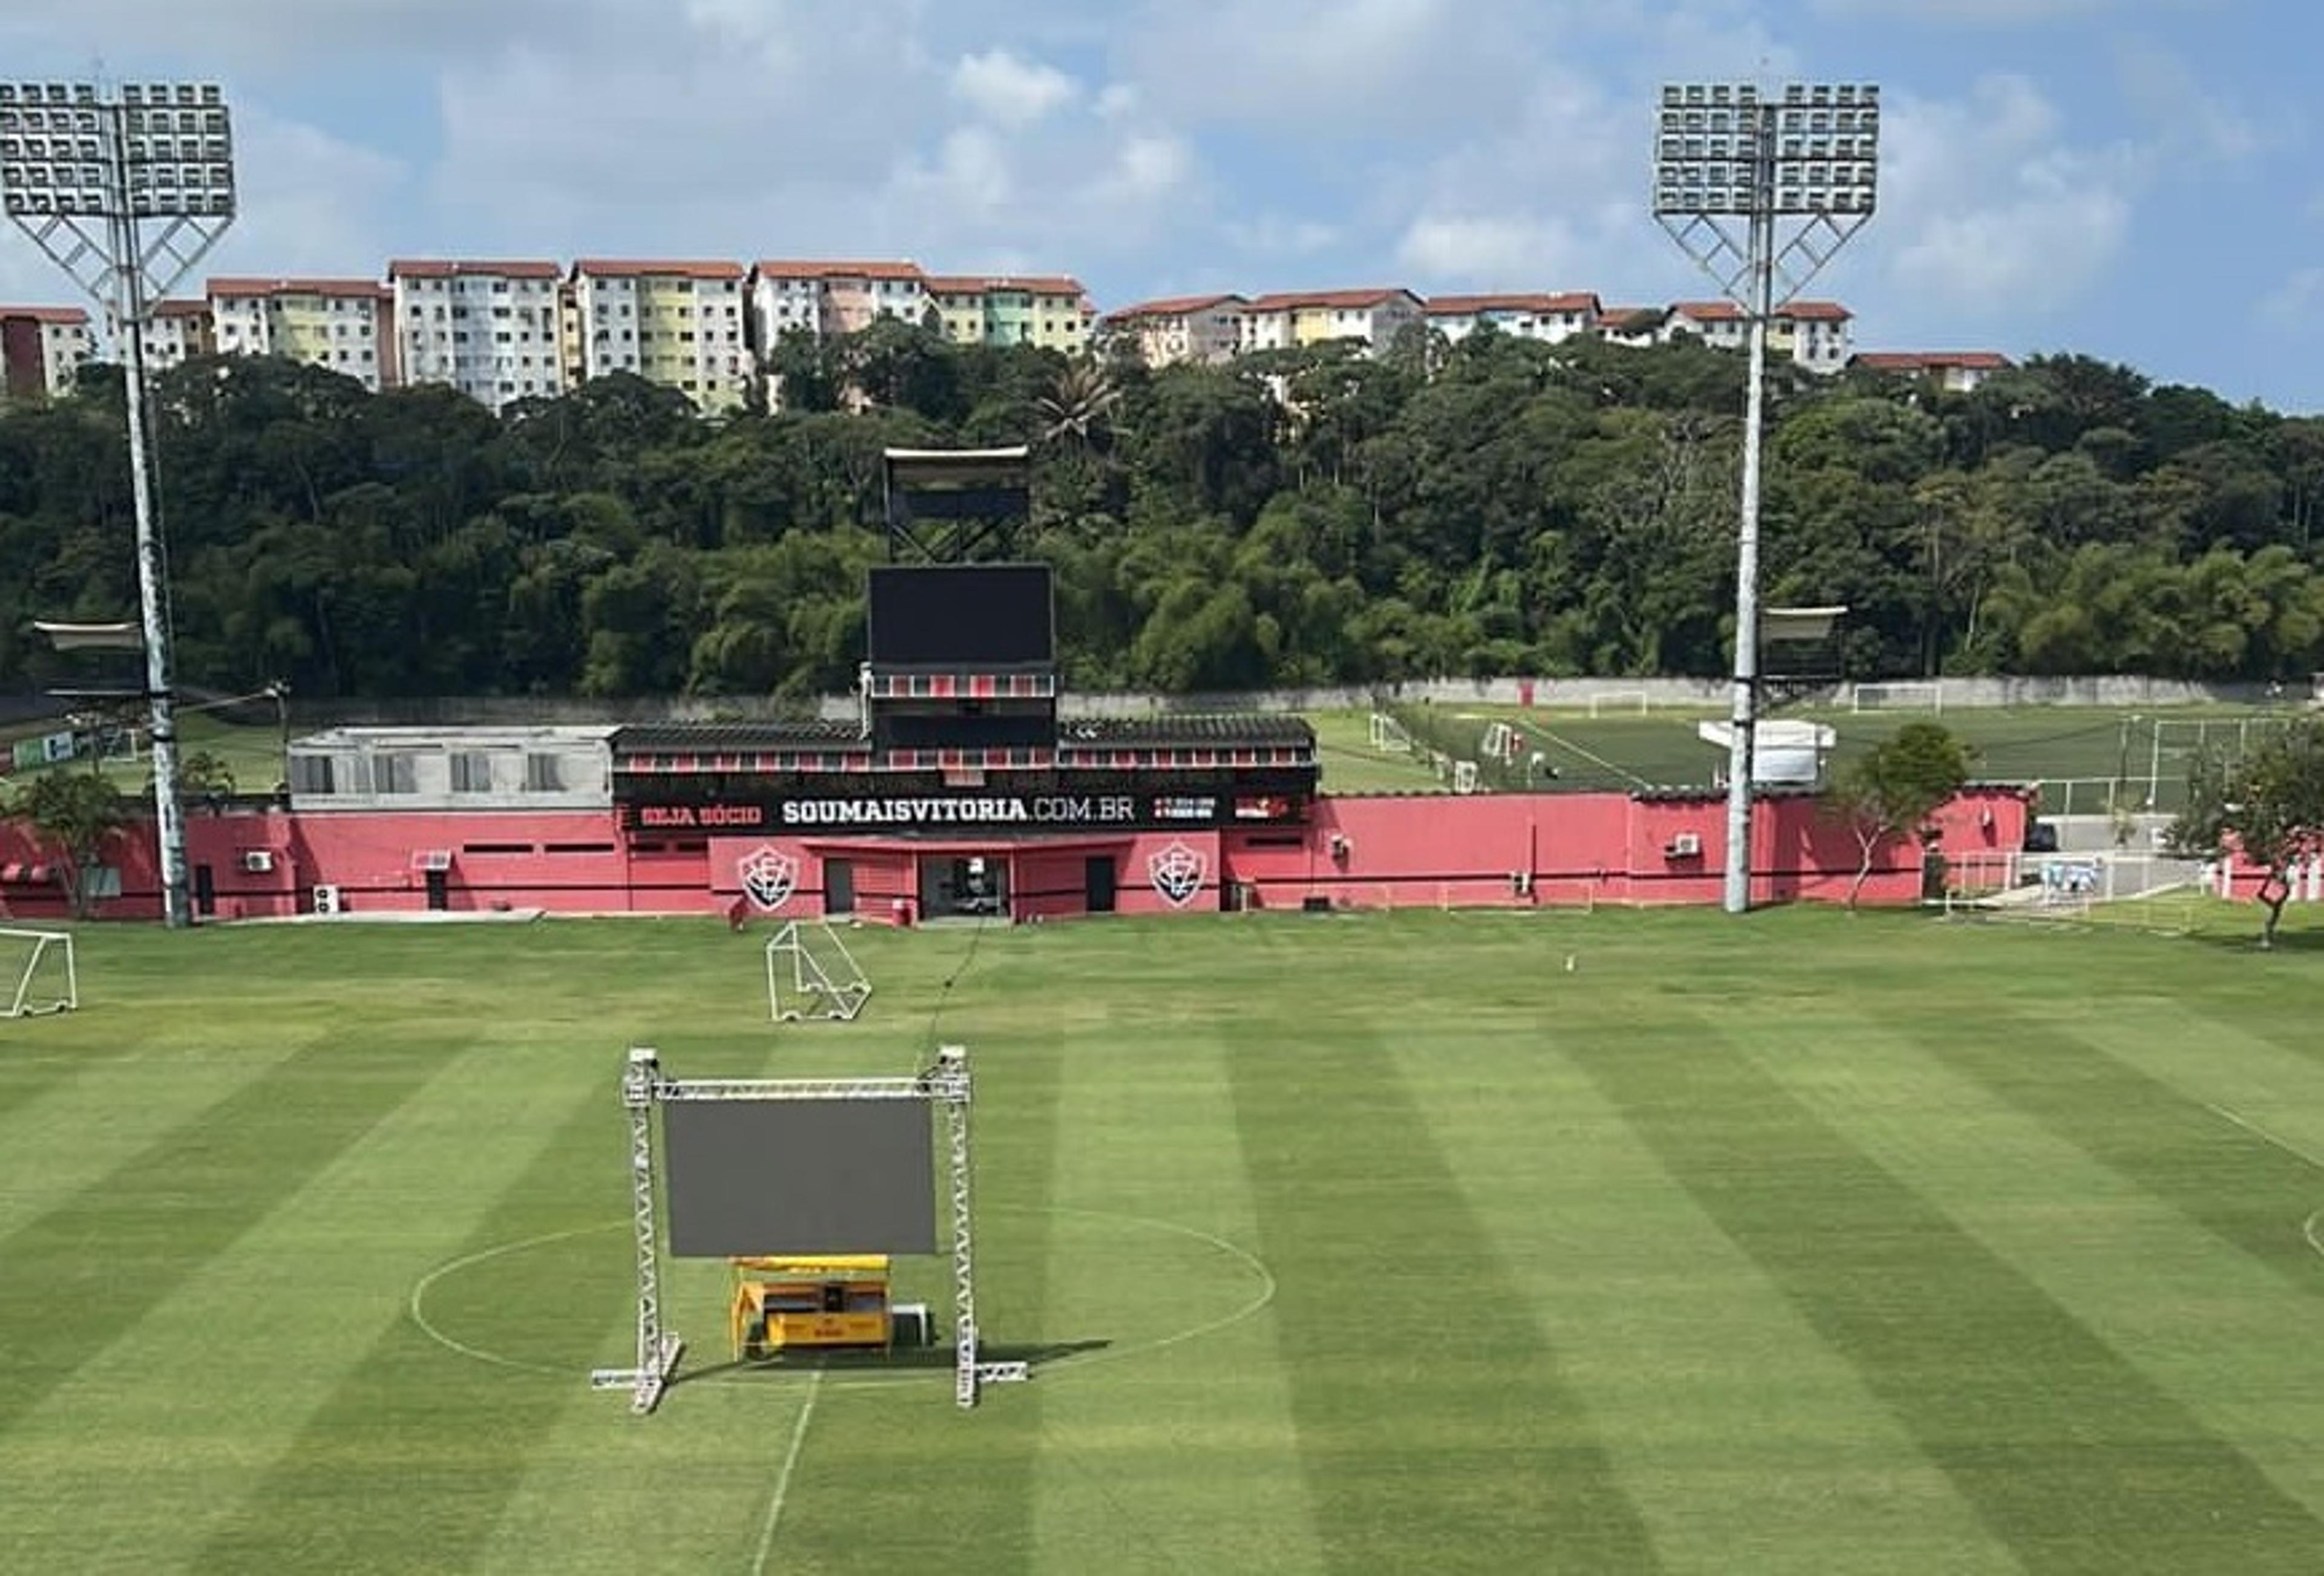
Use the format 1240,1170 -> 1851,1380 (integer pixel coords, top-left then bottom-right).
3,320 -> 2320,701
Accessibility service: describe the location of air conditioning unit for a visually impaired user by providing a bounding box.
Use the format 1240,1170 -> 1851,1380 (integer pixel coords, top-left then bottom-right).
238,849 -> 274,873
312,883 -> 343,915
1666,832 -> 1703,859
1511,870 -> 1534,895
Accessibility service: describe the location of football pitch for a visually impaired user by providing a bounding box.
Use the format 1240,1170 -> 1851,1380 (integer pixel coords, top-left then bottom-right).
2,907 -> 2321,1574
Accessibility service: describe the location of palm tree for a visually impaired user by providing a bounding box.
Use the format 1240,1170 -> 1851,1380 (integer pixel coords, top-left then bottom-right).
1037,357 -> 1122,452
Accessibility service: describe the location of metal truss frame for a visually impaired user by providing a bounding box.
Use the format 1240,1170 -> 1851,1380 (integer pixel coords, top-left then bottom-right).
589,1044 -> 1026,1414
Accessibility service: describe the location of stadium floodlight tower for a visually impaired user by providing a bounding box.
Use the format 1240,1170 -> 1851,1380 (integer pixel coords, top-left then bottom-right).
1652,80 -> 1878,913
1,79 -> 239,929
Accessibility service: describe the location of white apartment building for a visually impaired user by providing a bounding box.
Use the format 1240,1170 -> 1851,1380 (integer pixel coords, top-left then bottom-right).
1239,289 -> 1425,356
1099,294 -> 1249,367
1850,350 -> 2014,393
750,261 -> 930,350
1423,292 -> 1601,344
571,260 -> 750,413
0,306 -> 96,399
207,278 -> 395,391
1664,299 -> 1854,373
389,260 -> 564,412
140,300 -> 213,372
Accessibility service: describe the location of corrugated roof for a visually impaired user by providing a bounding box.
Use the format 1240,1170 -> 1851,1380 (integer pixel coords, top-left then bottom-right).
612,720 -> 872,754
1059,714 -> 1316,748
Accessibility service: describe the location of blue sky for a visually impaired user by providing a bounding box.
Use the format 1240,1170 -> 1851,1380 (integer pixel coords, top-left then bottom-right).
2,0 -> 2316,411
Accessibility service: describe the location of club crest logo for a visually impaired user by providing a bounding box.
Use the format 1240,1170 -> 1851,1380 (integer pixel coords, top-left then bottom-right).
1147,841 -> 1207,908
738,845 -> 799,911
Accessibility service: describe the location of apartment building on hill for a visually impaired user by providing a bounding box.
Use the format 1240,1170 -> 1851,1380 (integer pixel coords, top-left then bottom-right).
388,259 -> 563,412
1422,292 -> 1601,344
572,260 -> 750,413
1098,294 -> 1249,367
208,278 -> 395,392
0,306 -> 96,399
1241,289 -> 1424,355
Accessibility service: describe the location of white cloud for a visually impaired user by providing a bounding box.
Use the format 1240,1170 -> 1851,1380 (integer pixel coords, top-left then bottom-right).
1879,76 -> 2137,314
1122,0 -> 1536,135
1397,215 -> 1584,283
207,107 -> 412,281
951,48 -> 1078,128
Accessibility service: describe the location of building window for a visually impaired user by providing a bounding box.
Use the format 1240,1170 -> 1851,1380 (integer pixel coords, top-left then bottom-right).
378,752 -> 419,794
450,752 -> 493,793
523,753 -> 564,792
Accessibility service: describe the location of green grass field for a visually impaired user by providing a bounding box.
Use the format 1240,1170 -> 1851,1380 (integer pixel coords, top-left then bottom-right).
1323,701 -> 2307,811
2,905 -> 2320,1573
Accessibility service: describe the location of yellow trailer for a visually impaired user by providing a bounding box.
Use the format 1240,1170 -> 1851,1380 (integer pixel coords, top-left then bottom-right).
729,1255 -> 893,1360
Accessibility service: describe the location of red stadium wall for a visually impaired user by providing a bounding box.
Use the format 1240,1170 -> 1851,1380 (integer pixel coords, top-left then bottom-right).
0,787 -> 2032,923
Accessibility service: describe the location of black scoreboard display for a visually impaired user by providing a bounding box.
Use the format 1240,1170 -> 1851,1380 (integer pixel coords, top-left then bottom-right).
867,563 -> 1054,667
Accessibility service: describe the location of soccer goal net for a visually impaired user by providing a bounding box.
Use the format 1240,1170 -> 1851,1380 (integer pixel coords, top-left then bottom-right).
1847,681 -> 1943,714
764,921 -> 872,1023
1,928 -> 78,1019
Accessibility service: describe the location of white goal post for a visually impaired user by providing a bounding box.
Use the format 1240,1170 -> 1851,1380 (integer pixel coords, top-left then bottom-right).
765,920 -> 872,1023
1586,691 -> 1650,717
1,928 -> 77,1019
1846,681 -> 1943,714
1367,712 -> 1413,752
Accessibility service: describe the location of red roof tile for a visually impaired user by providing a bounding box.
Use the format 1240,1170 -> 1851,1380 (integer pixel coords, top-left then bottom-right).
152,298 -> 211,318
755,259 -> 925,281
387,259 -> 562,280
1423,291 -> 1601,317
1853,351 -> 2014,372
0,304 -> 91,326
1245,287 -> 1419,312
573,258 -> 746,281
1783,300 -> 1853,321
1102,293 -> 1246,321
924,274 -> 1088,298
208,277 -> 392,300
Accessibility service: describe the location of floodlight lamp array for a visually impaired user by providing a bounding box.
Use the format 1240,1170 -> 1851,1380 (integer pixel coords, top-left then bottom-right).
1653,80 -> 1878,218
0,81 -> 234,220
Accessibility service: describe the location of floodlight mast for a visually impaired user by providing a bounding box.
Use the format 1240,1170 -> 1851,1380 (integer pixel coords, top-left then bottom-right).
2,80 -> 239,928
1652,80 -> 1878,913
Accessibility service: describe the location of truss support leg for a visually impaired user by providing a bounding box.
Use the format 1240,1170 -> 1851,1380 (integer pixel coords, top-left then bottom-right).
589,1048 -> 682,1412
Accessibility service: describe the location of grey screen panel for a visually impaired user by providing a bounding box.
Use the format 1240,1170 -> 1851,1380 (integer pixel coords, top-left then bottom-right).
661,1100 -> 938,1258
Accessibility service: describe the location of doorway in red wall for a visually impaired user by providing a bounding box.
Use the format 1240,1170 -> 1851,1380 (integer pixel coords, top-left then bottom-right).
917,853 -> 1008,919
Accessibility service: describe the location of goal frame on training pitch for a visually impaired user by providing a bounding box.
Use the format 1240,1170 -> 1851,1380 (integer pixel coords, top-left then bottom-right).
0,927 -> 77,1019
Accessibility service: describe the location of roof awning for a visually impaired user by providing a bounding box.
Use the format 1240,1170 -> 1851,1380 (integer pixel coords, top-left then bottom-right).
33,620 -> 143,652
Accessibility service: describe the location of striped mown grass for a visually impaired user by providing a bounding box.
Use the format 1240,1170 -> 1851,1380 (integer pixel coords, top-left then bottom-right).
1,905 -> 2319,1573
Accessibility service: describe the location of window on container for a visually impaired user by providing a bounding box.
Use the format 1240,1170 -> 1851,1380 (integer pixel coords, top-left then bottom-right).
287,753 -> 335,794
524,752 -> 565,792
377,752 -> 420,793
451,752 -> 494,793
